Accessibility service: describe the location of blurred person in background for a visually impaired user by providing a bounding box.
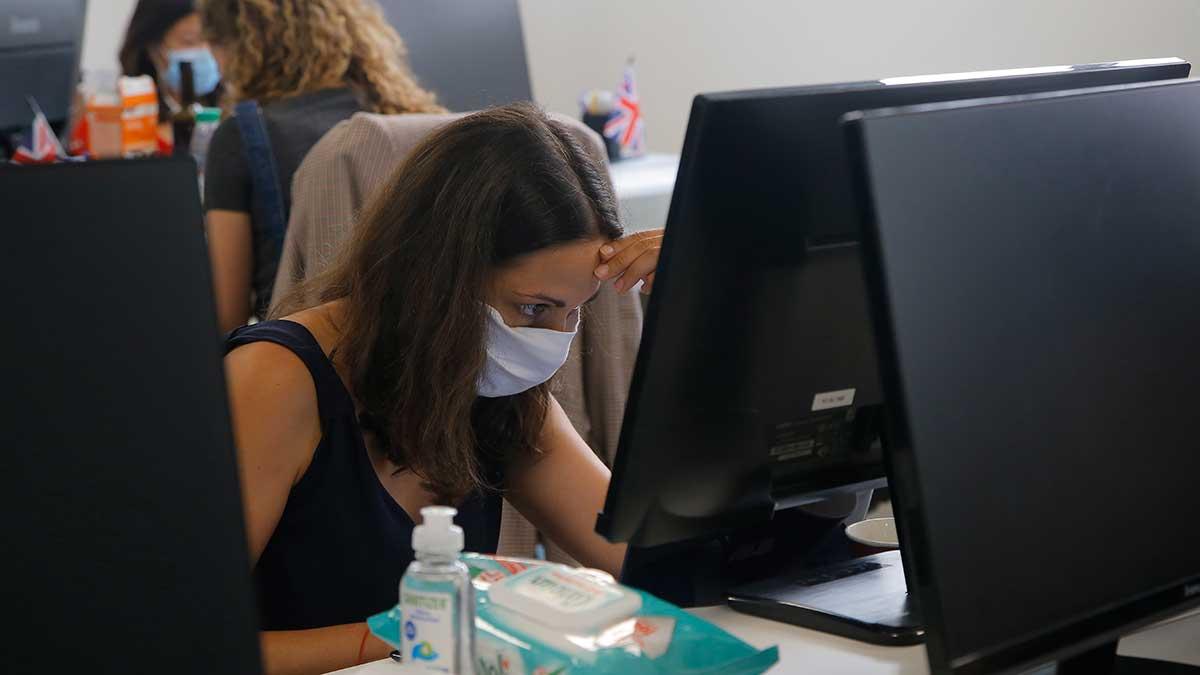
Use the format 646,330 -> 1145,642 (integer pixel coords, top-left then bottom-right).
119,0 -> 224,127
200,0 -> 444,333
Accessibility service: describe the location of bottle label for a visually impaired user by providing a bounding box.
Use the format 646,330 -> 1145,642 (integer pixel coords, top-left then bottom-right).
400,586 -> 455,672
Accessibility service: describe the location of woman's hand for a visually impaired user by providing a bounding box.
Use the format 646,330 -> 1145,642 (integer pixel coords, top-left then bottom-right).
594,229 -> 664,294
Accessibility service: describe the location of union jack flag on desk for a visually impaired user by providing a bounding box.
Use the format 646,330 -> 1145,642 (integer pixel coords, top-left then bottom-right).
604,61 -> 646,159
11,96 -> 66,164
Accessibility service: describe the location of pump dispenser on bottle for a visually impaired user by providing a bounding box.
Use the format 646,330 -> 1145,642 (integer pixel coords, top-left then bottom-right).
400,506 -> 475,673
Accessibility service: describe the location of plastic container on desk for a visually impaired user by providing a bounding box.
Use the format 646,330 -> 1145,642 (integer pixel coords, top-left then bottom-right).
190,107 -> 221,190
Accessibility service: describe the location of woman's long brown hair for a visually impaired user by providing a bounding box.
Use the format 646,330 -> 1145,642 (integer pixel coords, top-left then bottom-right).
276,104 -> 622,502
199,0 -> 444,114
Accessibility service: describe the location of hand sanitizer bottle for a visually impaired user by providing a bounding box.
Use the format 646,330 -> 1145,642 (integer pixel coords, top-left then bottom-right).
401,506 -> 475,673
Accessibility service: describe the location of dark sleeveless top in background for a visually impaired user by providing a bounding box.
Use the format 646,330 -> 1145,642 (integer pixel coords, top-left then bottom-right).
226,320 -> 503,630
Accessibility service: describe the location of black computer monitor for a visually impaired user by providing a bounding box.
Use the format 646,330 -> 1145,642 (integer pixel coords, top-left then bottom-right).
0,158 -> 262,674
0,0 -> 86,149
377,0 -> 533,112
846,79 -> 1200,674
596,57 -> 1191,645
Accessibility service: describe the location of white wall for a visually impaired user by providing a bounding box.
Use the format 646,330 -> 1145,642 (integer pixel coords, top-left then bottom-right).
517,0 -> 1200,153
81,0 -> 139,76
80,1 -> 1200,154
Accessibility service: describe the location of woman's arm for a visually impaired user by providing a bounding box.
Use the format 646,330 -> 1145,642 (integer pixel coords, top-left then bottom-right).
207,209 -> 255,332
224,341 -> 318,563
226,342 -> 393,673
259,624 -> 392,675
504,229 -> 665,573
506,395 -> 627,577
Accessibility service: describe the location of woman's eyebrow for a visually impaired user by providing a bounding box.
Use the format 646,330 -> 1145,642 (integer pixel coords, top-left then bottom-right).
518,287 -> 603,307
519,293 -> 566,307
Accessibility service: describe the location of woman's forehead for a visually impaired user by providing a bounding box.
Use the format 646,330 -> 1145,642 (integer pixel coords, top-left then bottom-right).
165,13 -> 203,43
496,239 -> 605,304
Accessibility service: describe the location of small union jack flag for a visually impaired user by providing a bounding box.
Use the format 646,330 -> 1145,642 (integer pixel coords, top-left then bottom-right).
603,60 -> 646,159
12,97 -> 66,164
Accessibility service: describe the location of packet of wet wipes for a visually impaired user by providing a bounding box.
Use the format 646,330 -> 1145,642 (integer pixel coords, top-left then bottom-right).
368,553 -> 778,675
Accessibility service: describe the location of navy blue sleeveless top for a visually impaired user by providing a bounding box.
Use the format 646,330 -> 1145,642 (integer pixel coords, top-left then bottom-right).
226,320 -> 503,631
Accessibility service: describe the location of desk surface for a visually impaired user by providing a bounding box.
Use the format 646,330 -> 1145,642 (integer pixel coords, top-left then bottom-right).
329,605 -> 1200,674
608,153 -> 679,200
609,153 -> 678,234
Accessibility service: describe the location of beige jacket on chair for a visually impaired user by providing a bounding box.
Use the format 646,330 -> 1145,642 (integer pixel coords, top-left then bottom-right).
269,112 -> 643,563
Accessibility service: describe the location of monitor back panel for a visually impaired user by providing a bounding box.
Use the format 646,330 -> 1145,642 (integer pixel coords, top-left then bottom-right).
598,59 -> 1190,547
850,80 -> 1200,673
0,158 -> 261,674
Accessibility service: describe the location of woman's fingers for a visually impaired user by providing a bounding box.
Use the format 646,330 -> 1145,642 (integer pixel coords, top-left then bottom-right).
595,230 -> 664,292
613,253 -> 658,293
641,272 -> 656,295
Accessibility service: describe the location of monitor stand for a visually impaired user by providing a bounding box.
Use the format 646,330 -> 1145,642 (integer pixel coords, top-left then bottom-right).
619,505 -> 924,646
1059,640 -> 1200,674
727,549 -> 922,645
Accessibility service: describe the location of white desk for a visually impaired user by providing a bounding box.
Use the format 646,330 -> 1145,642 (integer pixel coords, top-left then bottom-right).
610,153 -> 678,234
329,605 -> 1200,674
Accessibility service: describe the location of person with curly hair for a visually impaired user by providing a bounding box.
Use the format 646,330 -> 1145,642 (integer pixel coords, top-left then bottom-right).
200,0 -> 444,332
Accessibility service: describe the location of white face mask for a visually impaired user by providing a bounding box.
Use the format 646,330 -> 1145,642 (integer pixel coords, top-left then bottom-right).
478,305 -> 578,398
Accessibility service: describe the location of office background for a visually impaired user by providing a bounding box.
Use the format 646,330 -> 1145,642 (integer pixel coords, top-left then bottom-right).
82,0 -> 1200,153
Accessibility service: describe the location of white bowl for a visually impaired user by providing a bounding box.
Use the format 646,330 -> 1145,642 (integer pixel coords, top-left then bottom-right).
845,517 -> 899,549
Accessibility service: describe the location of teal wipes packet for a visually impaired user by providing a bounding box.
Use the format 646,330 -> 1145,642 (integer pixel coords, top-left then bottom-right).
369,553 -> 778,674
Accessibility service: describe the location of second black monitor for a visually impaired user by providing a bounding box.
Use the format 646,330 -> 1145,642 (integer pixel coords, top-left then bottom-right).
847,77 -> 1200,675
598,57 -> 1191,550
377,0 -> 533,111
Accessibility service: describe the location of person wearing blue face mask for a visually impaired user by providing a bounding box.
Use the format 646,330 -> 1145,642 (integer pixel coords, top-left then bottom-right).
164,47 -> 222,100
119,0 -> 223,131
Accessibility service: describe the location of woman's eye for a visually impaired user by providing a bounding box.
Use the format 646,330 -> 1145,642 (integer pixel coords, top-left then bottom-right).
518,303 -> 548,318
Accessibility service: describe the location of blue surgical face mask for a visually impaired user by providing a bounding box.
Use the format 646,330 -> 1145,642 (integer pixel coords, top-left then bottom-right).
165,48 -> 221,97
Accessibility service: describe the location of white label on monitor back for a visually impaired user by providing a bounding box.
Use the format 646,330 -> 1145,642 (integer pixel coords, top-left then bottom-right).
812,388 -> 856,411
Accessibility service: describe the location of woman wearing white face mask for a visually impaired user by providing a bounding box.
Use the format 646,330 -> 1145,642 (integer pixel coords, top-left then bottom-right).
119,0 -> 223,131
223,104 -> 662,675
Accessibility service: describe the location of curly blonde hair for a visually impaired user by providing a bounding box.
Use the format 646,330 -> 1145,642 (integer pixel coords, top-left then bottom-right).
199,0 -> 444,114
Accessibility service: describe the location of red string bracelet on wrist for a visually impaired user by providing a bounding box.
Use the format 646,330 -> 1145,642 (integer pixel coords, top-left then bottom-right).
356,625 -> 372,664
